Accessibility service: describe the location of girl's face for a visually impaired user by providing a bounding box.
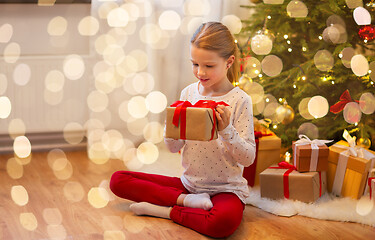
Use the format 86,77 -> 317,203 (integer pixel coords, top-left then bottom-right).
190,45 -> 233,90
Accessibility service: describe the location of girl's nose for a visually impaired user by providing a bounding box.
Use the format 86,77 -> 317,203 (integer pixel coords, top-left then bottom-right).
197,68 -> 205,76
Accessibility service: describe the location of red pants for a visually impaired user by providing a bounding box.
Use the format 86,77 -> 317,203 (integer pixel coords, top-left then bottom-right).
110,171 -> 245,238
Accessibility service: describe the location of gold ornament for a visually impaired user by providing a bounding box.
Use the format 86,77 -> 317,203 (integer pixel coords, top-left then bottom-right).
357,137 -> 371,149
276,102 -> 295,124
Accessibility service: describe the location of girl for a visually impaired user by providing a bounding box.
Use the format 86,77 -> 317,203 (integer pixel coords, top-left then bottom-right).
110,22 -> 256,238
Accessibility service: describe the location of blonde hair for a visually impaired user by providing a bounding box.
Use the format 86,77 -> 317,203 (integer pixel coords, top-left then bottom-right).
190,22 -> 239,84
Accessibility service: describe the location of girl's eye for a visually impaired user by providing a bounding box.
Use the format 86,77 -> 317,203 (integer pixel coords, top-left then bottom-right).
192,63 -> 198,67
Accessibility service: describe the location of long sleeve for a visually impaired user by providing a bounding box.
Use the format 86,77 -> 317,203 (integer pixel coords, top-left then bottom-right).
164,138 -> 185,153
218,96 -> 256,167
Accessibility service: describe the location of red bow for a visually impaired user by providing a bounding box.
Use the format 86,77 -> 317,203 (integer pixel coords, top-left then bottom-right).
330,90 -> 358,114
369,177 -> 375,199
170,100 -> 229,140
269,162 -> 297,199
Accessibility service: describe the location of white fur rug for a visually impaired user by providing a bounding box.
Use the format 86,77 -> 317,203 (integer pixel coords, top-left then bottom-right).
245,187 -> 375,227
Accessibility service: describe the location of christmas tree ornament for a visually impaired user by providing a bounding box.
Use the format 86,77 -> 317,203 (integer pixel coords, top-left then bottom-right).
243,57 -> 262,78
359,92 -> 375,114
353,7 -> 372,25
343,102 -> 362,124
358,25 -> 375,41
287,1 -> 308,18
221,15 -> 242,34
276,102 -> 295,124
238,76 -> 264,104
340,47 -> 355,68
251,30 -> 273,55
357,137 -> 372,149
263,0 -> 284,4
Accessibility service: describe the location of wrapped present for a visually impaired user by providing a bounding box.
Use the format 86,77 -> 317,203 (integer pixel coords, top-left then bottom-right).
370,178 -> 375,201
365,168 -> 375,196
259,162 -> 327,203
243,131 -> 281,187
292,135 -> 332,172
165,100 -> 228,141
327,130 -> 373,199
253,118 -> 272,134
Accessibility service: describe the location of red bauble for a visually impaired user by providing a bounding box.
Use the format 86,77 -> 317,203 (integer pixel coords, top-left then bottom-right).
358,25 -> 375,41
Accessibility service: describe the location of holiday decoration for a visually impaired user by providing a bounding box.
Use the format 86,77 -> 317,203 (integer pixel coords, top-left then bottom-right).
357,137 -> 372,149
243,131 -> 281,186
353,7 -> 371,25
358,25 -> 375,41
238,1 -> 375,149
260,162 -> 327,203
165,100 -> 228,141
275,102 -> 294,124
292,135 -> 331,172
250,30 -> 273,55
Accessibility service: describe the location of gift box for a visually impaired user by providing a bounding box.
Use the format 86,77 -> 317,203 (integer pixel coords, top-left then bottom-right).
165,100 -> 228,141
292,136 -> 331,172
259,162 -> 327,203
327,141 -> 372,199
243,132 -> 281,186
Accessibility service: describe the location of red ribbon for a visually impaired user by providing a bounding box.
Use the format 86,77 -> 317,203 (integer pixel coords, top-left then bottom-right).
269,162 -> 297,199
330,90 -> 359,114
170,100 -> 229,140
319,172 -> 322,197
369,177 -> 375,199
243,131 -> 273,187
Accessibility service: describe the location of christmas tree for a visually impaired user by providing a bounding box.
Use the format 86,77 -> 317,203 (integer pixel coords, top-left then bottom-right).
237,0 -> 375,151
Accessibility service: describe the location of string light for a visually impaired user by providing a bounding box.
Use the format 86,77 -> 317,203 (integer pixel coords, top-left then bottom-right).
278,98 -> 283,102
301,76 -> 306,80
284,34 -> 288,39
331,81 -> 335,84
258,74 -> 263,77
293,84 -> 296,88
273,125 -> 277,129
302,47 -> 307,51
318,36 -> 323,40
338,53 -> 343,58
288,48 -> 292,52
265,98 -> 270,103
267,15 -> 271,19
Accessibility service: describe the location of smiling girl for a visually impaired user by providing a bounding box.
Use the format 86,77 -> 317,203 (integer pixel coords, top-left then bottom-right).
110,22 -> 256,238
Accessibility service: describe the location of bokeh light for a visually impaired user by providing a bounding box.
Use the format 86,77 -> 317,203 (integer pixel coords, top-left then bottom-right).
308,96 -> 329,118
6,157 -> 24,179
314,50 -> 334,72
127,117 -> 149,136
0,73 -> 7,94
11,185 -> 29,206
88,187 -> 109,208
0,96 -> 12,119
221,15 -> 242,34
87,90 -> 109,113
299,97 -> 314,120
345,0 -> 363,9
145,91 -> 167,114
44,88 -> 63,106
123,148 -> 143,170
351,54 -> 369,76
63,54 -> 85,80
139,23 -> 162,45
13,63 -> 31,86
107,7 -> 129,27
13,136 -> 31,159
43,208 -> 63,225
240,80 -> 264,104
104,231 -> 126,240
19,212 -> 38,231
98,2 -> 118,19
102,129 -> 124,153
103,44 -> 125,66
47,16 -> 67,36
263,102 -> 279,122
159,10 -> 181,30
340,47 -> 355,68
88,142 -> 110,165
121,2 -> 140,22
4,42 -> 21,63
261,55 -> 283,77
251,33 -> 273,55
63,181 -> 85,202
45,70 -> 65,92
63,122 -> 85,145
0,23 -> 13,43
47,224 -> 67,240
287,0 -> 308,18
359,92 -> 375,114
298,122 -> 319,140
128,96 -> 149,119
184,0 -> 211,16
143,122 -> 164,144
356,197 -> 374,216
343,102 -> 362,124
137,142 -> 159,164
123,214 -> 147,233
353,7 -> 371,25
102,216 -> 123,231
78,16 -> 99,36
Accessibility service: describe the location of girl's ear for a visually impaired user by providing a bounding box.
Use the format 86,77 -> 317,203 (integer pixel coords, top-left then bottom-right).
226,55 -> 235,69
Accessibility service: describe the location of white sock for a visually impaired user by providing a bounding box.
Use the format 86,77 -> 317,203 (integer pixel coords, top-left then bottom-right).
183,193 -> 213,210
129,202 -> 171,219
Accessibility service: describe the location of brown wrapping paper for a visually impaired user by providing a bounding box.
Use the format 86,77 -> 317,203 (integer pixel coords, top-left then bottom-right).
292,141 -> 329,172
251,134 -> 281,186
260,165 -> 327,203
327,141 -> 371,199
165,107 -> 217,141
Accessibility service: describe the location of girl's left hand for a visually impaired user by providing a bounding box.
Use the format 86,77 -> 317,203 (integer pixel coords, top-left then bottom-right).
215,105 -> 231,131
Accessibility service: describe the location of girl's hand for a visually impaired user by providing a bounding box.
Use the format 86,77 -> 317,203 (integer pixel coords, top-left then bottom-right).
215,105 -> 231,131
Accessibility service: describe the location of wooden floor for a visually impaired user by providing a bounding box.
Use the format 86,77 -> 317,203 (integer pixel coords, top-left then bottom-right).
1,147 -> 375,240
